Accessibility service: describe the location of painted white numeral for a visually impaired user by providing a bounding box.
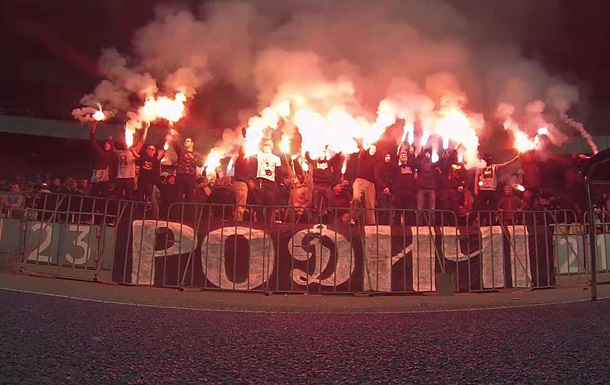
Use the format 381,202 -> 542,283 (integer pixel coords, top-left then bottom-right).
28,222 -> 53,263
65,225 -> 91,266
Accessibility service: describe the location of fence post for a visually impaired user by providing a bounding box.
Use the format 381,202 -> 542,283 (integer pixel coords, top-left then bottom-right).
585,175 -> 597,301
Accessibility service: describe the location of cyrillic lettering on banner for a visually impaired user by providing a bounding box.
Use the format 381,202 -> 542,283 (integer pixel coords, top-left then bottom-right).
289,225 -> 355,288
131,220 -> 195,285
201,227 -> 273,290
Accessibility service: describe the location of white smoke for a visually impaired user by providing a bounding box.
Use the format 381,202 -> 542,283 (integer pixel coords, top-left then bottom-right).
76,0 -> 583,164
546,84 -> 598,154
71,106 -> 115,123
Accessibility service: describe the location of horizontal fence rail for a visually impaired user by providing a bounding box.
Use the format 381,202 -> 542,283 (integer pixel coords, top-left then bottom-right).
1,192 -> 608,294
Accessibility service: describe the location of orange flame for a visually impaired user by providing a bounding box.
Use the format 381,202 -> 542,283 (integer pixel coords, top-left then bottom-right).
125,127 -> 135,147
204,151 -> 222,172
279,135 -> 290,154
141,92 -> 187,125
93,104 -> 105,122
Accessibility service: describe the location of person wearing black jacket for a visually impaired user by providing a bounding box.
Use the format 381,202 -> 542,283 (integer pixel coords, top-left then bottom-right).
438,149 -> 466,225
89,124 -> 117,198
415,148 -> 439,226
351,143 -> 377,225
305,149 -> 341,222
393,147 -> 417,225
137,142 -> 165,203
374,152 -> 394,225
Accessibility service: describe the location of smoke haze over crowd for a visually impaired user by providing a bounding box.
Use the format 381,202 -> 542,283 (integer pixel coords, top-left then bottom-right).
72,0 -> 591,163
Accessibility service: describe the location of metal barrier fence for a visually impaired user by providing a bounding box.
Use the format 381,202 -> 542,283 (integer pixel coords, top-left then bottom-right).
1,191 -> 608,294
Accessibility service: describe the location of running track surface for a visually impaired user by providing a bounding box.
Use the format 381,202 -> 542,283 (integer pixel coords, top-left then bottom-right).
1,289 -> 609,384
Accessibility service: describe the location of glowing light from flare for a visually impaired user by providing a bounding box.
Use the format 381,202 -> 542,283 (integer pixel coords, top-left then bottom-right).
163,142 -> 169,151
301,158 -> 309,172
434,107 -> 480,156
341,158 -> 347,174
141,92 -> 187,125
125,127 -> 135,147
537,126 -> 550,136
513,131 -> 537,152
401,122 -> 415,146
514,184 -> 525,192
279,136 -> 290,154
431,150 -> 439,163
204,152 -> 222,173
243,100 -> 292,157
458,153 -> 464,163
93,104 -> 105,122
420,132 -> 431,147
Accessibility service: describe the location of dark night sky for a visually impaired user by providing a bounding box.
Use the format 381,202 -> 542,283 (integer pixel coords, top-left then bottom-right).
1,0 -> 610,135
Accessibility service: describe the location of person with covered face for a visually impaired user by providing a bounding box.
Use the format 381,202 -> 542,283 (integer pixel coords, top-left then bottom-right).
254,139 -> 283,223
415,148 -> 440,226
172,137 -> 203,203
89,124 -> 118,198
137,136 -> 165,203
393,146 -> 417,225
305,148 -> 341,222
474,152 -> 519,225
374,151 -> 394,225
438,148 -> 466,225
351,142 -> 378,225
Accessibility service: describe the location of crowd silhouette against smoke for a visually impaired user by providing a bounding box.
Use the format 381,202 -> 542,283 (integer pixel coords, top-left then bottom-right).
0,1 -> 608,227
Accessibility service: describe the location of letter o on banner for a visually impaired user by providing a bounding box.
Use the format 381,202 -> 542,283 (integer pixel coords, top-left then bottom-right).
201,227 -> 274,290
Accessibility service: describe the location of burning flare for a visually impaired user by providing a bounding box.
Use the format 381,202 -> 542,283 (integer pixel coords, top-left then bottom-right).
140,92 -> 187,125
125,127 -> 135,147
279,135 -> 291,154
93,104 -> 105,122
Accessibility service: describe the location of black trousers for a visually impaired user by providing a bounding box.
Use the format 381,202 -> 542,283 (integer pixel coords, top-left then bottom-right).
254,178 -> 277,223
114,178 -> 135,201
176,174 -> 196,202
137,180 -> 155,202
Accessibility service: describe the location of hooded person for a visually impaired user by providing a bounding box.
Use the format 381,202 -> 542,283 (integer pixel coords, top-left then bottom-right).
89,124 -> 118,198
350,141 -> 378,225
305,147 -> 341,222
393,147 -> 417,225
374,151 -> 394,225
415,147 -> 439,225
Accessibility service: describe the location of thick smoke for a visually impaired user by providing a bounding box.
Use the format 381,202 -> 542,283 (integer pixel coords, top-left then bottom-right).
77,0 -> 585,165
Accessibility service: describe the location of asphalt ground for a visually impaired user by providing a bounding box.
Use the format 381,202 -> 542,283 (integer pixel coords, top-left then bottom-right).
1,274 -> 610,384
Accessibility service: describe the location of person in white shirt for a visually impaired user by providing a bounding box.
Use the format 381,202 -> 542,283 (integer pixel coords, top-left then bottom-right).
474,152 -> 519,225
115,127 -> 147,201
254,139 -> 282,223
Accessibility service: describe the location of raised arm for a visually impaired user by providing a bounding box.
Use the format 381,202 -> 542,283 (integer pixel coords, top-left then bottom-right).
89,126 -> 104,155
496,152 -> 520,170
131,126 -> 148,154
157,148 -> 166,161
473,168 -> 481,195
